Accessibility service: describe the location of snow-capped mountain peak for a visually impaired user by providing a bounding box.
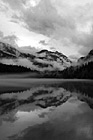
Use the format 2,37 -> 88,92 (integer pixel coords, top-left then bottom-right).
78,49 -> 93,65
0,42 -> 72,72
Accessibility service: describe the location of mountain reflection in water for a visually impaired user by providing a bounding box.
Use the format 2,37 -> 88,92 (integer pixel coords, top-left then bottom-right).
0,80 -> 93,140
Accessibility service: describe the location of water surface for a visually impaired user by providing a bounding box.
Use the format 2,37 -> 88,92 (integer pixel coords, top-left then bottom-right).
0,79 -> 93,140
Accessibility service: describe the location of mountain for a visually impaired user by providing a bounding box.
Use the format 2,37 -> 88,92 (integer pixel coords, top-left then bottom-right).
0,42 -> 72,72
0,42 -> 92,79
61,61 -> 93,79
78,49 -> 93,65
55,50 -> 93,79
0,42 -> 20,58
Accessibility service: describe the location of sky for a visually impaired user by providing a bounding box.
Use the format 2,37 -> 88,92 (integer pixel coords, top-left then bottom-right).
0,0 -> 93,60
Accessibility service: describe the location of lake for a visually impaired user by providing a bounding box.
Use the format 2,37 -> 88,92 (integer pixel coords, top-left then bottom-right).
0,79 -> 93,140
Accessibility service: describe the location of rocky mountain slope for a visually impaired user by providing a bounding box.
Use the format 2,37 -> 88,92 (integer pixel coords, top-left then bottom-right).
0,42 -> 72,72
78,49 -> 93,65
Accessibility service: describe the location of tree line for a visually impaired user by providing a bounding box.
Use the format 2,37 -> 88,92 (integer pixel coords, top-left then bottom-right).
0,61 -> 93,79
0,63 -> 32,74
61,61 -> 93,79
41,61 -> 93,79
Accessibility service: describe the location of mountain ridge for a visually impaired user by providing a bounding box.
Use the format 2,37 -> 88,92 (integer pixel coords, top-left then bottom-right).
0,41 -> 72,72
78,49 -> 93,64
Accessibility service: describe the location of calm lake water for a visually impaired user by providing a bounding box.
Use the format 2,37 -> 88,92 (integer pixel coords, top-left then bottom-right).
0,79 -> 93,140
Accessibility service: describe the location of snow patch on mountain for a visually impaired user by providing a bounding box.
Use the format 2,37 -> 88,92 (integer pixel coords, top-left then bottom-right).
0,42 -> 72,72
78,49 -> 93,65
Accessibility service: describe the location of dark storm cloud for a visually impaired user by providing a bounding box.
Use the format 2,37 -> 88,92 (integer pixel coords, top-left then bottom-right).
71,31 -> 93,55
2,0 -> 75,36
1,0 -> 93,56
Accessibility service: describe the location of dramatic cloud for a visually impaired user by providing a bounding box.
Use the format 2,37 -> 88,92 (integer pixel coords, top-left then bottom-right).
0,0 -> 93,57
0,31 -> 18,47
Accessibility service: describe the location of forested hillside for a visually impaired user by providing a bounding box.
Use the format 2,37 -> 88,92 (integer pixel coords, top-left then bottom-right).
61,61 -> 93,79
0,63 -> 31,73
41,62 -> 93,79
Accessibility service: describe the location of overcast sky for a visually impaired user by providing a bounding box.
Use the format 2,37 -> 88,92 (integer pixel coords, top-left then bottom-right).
0,0 -> 93,59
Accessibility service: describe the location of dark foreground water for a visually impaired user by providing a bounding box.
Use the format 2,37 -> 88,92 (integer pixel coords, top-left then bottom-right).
0,79 -> 93,140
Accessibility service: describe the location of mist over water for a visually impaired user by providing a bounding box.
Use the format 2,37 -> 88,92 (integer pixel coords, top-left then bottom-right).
0,79 -> 93,140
